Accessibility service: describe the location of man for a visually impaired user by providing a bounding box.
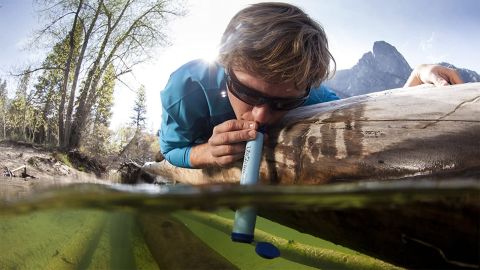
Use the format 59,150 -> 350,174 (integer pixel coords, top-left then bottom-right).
159,2 -> 462,169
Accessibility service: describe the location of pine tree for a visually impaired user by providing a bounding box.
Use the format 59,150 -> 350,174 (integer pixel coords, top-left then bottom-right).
131,85 -> 147,131
116,85 -> 148,162
94,64 -> 115,126
31,32 -> 76,145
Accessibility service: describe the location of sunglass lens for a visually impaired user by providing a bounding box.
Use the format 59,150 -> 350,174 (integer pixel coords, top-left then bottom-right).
272,99 -> 305,110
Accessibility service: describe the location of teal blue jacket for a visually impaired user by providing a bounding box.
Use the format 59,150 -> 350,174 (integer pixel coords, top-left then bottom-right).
160,59 -> 339,168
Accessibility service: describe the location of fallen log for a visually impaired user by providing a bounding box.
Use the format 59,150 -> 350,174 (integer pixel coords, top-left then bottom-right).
2,165 -> 36,179
144,83 -> 480,184
142,83 -> 480,268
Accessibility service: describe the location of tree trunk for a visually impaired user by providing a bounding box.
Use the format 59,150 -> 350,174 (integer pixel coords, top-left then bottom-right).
69,69 -> 104,149
2,109 -> 5,139
68,1 -> 132,149
64,0 -> 103,147
58,0 -> 84,149
68,60 -> 103,149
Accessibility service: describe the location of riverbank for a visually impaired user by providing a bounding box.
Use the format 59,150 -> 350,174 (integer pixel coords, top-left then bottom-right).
0,140 -> 110,202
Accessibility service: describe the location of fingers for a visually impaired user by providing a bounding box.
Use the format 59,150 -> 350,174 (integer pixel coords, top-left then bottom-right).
191,119 -> 262,167
209,129 -> 257,146
432,76 -> 449,87
213,119 -> 257,134
404,64 -> 463,87
445,68 -> 464,85
205,120 -> 261,167
215,153 -> 245,166
417,64 -> 464,87
431,67 -> 463,86
210,142 -> 246,157
209,141 -> 248,166
210,119 -> 258,145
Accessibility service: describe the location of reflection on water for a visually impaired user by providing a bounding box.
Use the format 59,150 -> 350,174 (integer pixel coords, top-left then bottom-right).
0,178 -> 478,269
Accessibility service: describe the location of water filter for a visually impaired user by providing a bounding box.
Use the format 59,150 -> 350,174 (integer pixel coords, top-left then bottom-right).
231,128 -> 264,243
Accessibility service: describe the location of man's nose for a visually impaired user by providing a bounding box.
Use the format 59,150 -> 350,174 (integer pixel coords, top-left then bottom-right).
251,104 -> 272,124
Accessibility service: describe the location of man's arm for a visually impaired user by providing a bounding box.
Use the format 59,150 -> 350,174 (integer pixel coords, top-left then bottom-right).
404,64 -> 463,87
159,60 -> 212,168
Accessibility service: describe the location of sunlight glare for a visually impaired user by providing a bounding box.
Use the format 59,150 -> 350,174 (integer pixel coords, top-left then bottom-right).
201,45 -> 219,63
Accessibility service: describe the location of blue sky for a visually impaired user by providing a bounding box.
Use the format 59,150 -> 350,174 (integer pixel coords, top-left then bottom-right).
1,0 -> 479,131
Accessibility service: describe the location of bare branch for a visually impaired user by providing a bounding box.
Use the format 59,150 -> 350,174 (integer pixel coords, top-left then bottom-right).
10,66 -> 64,77
115,68 -> 132,78
115,77 -> 136,92
34,11 -> 75,41
34,0 -> 66,13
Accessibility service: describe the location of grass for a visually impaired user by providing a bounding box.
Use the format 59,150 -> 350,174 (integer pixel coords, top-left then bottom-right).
53,152 -> 73,167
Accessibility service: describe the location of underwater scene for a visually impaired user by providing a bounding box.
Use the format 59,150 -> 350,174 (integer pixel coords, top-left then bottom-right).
1,177 -> 478,269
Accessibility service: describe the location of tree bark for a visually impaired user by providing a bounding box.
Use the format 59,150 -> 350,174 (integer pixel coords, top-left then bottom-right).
69,0 -> 151,149
144,83 -> 480,184
64,0 -> 103,148
58,0 -> 84,148
68,18 -> 113,149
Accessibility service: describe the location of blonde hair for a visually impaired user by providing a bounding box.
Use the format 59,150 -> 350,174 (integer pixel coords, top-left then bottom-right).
218,2 -> 335,89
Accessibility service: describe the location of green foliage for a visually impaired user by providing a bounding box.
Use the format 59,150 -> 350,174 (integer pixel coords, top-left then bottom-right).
80,123 -> 115,163
112,124 -> 159,165
67,0 -> 183,149
3,23 -> 83,145
113,125 -> 137,151
94,64 -> 115,126
53,152 -> 73,167
3,0 -> 183,161
131,85 -> 147,130
79,64 -> 117,163
7,71 -> 31,140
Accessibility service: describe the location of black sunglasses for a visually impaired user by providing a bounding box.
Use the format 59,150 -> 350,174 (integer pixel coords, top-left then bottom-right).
226,69 -> 310,111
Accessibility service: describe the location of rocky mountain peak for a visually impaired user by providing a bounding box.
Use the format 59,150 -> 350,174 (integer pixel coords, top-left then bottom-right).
353,41 -> 412,77
371,41 -> 412,76
325,41 -> 412,97
324,41 -> 479,98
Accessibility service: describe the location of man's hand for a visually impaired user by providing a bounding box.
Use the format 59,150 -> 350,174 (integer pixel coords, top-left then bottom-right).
189,120 -> 258,168
404,64 -> 463,87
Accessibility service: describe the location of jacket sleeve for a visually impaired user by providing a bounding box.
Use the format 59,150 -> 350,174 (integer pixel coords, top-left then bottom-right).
303,85 -> 340,106
159,65 -> 209,168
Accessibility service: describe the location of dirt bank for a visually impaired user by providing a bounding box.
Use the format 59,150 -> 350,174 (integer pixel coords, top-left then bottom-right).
0,141 -> 110,202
